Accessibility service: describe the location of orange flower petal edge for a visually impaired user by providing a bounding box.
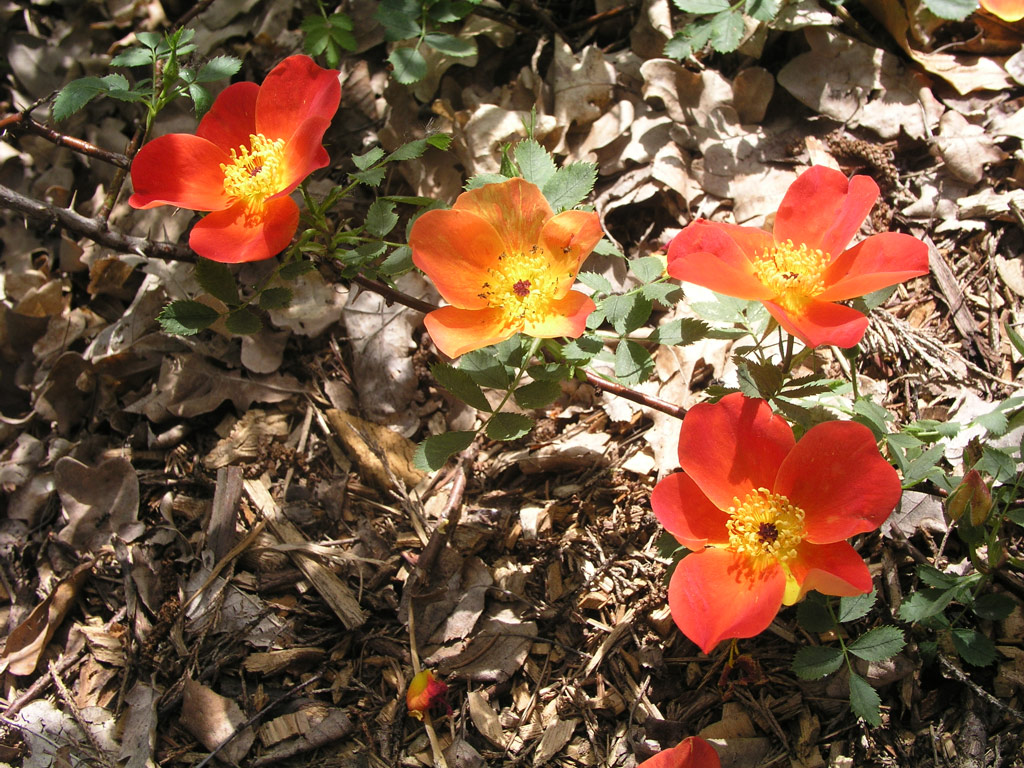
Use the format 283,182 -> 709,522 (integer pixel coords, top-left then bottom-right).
411,177 -> 603,358
406,670 -> 449,721
980,0 -> 1024,22
637,736 -> 722,768
129,55 -> 340,263
667,165 -> 929,348
651,392 -> 901,653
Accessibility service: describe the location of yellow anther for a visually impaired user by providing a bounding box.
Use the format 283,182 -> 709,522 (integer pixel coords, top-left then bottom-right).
726,487 -> 806,571
220,133 -> 286,213
481,246 -> 562,330
752,240 -> 830,315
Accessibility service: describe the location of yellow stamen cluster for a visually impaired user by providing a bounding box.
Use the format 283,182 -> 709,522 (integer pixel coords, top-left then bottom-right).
726,487 -> 806,571
479,245 -> 567,329
221,133 -> 286,214
752,240 -> 830,315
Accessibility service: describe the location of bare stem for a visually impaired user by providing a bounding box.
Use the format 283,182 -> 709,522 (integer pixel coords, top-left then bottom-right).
0,112 -> 131,168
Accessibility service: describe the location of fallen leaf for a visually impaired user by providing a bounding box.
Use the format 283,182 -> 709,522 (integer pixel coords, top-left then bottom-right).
179,678 -> 255,765
55,456 -> 143,552
934,110 -> 1006,184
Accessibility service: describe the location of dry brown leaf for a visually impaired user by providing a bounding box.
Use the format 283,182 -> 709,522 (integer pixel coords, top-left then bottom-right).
1,560 -> 92,676
118,681 -> 158,768
55,456 -> 142,551
934,111 -> 1006,184
427,603 -> 537,683
550,41 -> 616,130
179,678 -> 254,765
204,409 -> 290,469
250,708 -> 353,765
467,689 -> 504,748
532,716 -> 578,766
327,409 -> 425,490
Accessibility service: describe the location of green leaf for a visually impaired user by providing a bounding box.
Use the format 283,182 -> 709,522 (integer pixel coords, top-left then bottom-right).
791,646 -> 844,680
351,167 -> 386,186
302,15 -> 330,55
465,172 -> 509,190
848,672 -> 882,725
366,199 -> 399,238
485,412 -> 534,441
1005,323 -> 1024,359
195,257 -> 239,305
353,147 -> 386,170
852,397 -> 892,438
847,626 -> 905,662
708,9 -> 746,52
614,340 -> 654,385
460,350 -> 511,389
53,78 -> 109,121
604,293 -> 653,335
280,260 -> 318,280
921,0 -> 978,20
188,83 -> 213,119
745,0 -> 782,21
515,139 -> 558,189
576,271 -> 613,296
379,245 -> 414,276
562,333 -> 604,365
649,317 -> 709,347
838,587 -> 877,623
542,162 -> 597,212
1006,508 -> 1024,528
111,47 -> 153,67
971,593 -> 1016,621
258,287 -> 293,310
976,445 -> 1017,482
431,362 -> 493,412
196,55 -> 242,83
136,32 -> 162,49
158,300 -> 219,336
640,282 -> 682,306
951,628 -> 997,667
514,380 -> 562,410
673,0 -> 730,10
898,587 -> 956,622
796,595 -> 835,634
225,308 -> 262,335
424,32 -> 476,57
376,0 -> 422,39
629,256 -> 666,283
389,46 -> 428,84
414,431 -> 476,472
737,358 -> 784,400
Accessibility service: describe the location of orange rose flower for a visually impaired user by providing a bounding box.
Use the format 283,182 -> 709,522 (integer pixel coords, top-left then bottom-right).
667,165 -> 928,348
980,0 -> 1024,21
651,393 -> 901,654
406,669 -> 449,721
129,55 -> 340,263
410,178 -> 603,358
638,737 -> 721,768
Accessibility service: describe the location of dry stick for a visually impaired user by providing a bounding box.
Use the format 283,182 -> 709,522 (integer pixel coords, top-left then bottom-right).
98,124 -> 145,222
0,182 -> 193,261
0,113 -> 131,168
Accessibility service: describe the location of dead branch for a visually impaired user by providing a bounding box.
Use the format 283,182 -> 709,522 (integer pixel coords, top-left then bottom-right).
0,112 -> 131,168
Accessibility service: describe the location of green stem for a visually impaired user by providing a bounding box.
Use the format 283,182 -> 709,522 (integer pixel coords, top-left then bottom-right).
477,337 -> 542,433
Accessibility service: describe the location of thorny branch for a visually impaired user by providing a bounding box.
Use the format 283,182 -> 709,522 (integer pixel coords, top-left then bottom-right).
0,112 -> 131,168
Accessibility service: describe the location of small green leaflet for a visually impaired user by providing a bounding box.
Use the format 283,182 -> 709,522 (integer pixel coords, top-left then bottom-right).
513,380 -> 562,410
515,140 -> 558,189
848,672 -> 882,726
196,56 -> 243,83
225,308 -> 262,335
280,260 -> 318,281
414,431 -> 476,472
920,0 -> 977,20
424,32 -> 476,57
614,340 -> 654,386
838,587 -> 877,623
649,317 -> 708,347
796,595 -> 834,634
708,9 -> 745,53
485,412 -> 534,441
951,628 -> 997,667
158,300 -> 219,336
847,627 -> 905,663
366,199 -> 399,238
971,593 -> 1016,621
195,258 -> 239,305
389,46 -> 428,84
430,363 -> 492,412
258,287 -> 293,310
541,162 -> 597,212
791,646 -> 844,680
672,0 -> 730,11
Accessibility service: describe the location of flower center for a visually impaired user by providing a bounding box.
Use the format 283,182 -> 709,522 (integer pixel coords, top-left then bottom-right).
479,246 -> 567,330
726,488 -> 806,571
752,240 -> 830,315
221,133 -> 286,213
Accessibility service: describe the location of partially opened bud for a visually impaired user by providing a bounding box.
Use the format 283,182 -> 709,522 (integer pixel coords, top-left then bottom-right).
946,469 -> 993,527
406,670 -> 449,721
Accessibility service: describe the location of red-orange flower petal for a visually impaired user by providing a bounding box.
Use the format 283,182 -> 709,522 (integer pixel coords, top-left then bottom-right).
128,134 -> 231,211
406,669 -> 449,721
668,548 -> 786,654
638,737 -> 722,768
762,298 -> 869,349
422,306 -> 517,359
540,209 -> 605,294
522,291 -> 595,339
980,0 -> 1024,21
790,541 -> 873,601
818,233 -> 929,301
774,420 -> 901,544
195,81 -> 259,152
411,209 -> 503,308
650,471 -> 730,550
677,393 -> 794,510
277,117 -> 334,197
455,177 -> 552,255
773,166 -> 878,257
667,220 -> 773,299
255,55 -> 342,144
188,197 -> 299,264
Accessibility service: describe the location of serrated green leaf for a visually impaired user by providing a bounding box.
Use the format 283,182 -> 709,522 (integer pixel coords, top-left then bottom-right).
737,358 -> 784,399
898,587 -> 955,622
951,628 -> 997,666
280,260 -> 318,280
111,47 -> 153,67
258,287 -> 293,310
366,199 -> 399,238
917,564 -> 961,590
673,0 -> 730,10
53,78 -> 109,122
614,340 -> 654,386
328,11 -> 354,30
379,245 -> 414,276
225,308 -> 262,335
515,140 -> 558,189
848,672 -> 882,725
745,0 -> 782,21
427,133 -> 452,150
838,587 -> 877,623
389,46 -> 428,84
847,626 -> 905,662
640,282 -> 681,306
921,0 -> 977,20
196,55 -> 242,83
136,32 -> 162,49
485,412 -> 533,441
188,83 -> 213,119
376,0 -> 422,39
431,362 -> 493,412
976,445 -> 1016,482
603,293 -> 653,335
414,431 -> 476,472
562,333 -> 604,365
514,380 -> 562,410
195,258 -> 239,305
542,162 -> 597,212
630,256 -> 666,283
460,350 -> 511,389
158,300 -> 219,336
649,317 -> 709,347
353,147 -> 386,170
576,271 -> 614,296
791,645 -> 844,680
424,32 -> 476,57
708,9 -> 746,53
971,592 -> 1016,621
796,595 -> 835,634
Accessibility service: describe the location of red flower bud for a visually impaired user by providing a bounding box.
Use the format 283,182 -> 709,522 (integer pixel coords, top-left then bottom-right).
406,670 -> 449,721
